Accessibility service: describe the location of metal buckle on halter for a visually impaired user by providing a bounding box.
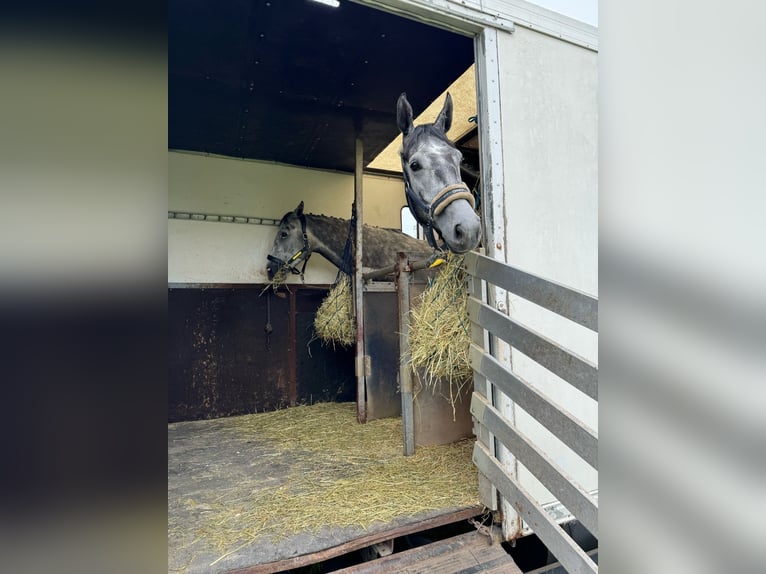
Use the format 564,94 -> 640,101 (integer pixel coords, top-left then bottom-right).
267,253 -> 303,275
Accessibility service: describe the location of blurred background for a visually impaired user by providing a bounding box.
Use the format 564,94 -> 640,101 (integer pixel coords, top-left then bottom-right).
0,1 -> 763,573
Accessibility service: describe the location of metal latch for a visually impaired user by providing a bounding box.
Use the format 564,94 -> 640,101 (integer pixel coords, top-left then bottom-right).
355,355 -> 371,377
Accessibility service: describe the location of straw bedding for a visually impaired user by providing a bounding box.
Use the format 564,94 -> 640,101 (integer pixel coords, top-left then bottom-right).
168,402 -> 479,568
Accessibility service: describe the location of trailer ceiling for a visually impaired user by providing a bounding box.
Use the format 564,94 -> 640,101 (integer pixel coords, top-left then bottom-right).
169,0 -> 475,173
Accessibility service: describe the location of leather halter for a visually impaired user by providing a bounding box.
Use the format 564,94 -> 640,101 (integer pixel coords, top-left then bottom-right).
401,156 -> 475,250
267,212 -> 312,279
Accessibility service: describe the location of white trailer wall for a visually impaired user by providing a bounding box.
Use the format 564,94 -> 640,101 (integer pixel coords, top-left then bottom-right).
496,26 -> 598,506
168,151 -> 405,284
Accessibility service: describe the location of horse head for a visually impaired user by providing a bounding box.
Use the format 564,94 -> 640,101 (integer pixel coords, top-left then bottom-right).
397,92 -> 481,254
266,201 -> 311,280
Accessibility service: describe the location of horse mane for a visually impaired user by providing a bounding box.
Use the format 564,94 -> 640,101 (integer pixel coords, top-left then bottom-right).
312,212 -> 430,266
281,211 -> 348,227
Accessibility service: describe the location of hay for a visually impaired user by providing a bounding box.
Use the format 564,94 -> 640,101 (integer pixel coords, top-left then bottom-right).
313,274 -> 355,347
168,403 -> 479,568
260,267 -> 288,295
407,254 -> 472,413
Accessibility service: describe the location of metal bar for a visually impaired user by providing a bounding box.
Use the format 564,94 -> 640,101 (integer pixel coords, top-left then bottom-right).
526,549 -> 599,574
288,288 -> 297,406
353,0 -> 512,35
362,263 -> 398,281
362,252 -> 437,281
397,253 -> 415,456
473,442 -> 598,574
471,393 -> 598,537
168,283 -> 279,290
354,138 -> 366,424
464,251 -> 598,332
168,283 -> 334,290
469,343 -> 598,469
474,27 -> 507,264
474,26 -> 521,541
466,297 -> 598,401
361,281 -> 397,293
467,259 -> 498,511
168,211 -> 280,226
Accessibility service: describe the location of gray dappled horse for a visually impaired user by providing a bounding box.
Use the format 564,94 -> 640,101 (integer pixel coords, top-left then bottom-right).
397,92 -> 481,254
266,201 -> 431,280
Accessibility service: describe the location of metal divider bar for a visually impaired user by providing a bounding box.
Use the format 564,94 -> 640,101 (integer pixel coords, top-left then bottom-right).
468,343 -> 597,469
473,442 -> 598,574
471,393 -> 598,537
466,297 -> 598,401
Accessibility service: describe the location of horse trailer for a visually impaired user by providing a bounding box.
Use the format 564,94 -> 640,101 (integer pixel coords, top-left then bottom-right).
169,1 -> 597,572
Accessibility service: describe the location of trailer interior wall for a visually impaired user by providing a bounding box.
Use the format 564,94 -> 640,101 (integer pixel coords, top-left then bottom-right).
496,26 -> 598,505
168,150 -> 406,284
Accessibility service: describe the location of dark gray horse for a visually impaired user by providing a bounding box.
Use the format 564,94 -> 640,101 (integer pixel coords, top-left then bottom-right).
266,201 -> 432,280
397,92 -> 482,253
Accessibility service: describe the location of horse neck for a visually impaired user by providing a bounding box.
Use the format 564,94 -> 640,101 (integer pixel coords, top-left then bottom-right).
305,214 -> 353,270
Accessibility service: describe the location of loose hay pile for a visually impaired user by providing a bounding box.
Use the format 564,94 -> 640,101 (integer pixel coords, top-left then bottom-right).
313,274 -> 355,347
168,402 -> 479,570
407,254 -> 472,411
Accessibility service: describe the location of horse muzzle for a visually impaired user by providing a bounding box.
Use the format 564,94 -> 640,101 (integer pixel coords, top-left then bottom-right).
434,197 -> 482,253
266,255 -> 286,280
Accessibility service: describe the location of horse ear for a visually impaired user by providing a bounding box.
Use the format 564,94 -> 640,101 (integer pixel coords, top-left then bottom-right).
434,92 -> 453,134
295,201 -> 304,216
397,92 -> 414,137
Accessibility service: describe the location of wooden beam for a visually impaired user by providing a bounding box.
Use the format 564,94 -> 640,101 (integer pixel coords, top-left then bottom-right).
227,506 -> 486,574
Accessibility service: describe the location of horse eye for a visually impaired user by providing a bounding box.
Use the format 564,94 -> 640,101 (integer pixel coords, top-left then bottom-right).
280,231 -> 288,239
409,161 -> 421,171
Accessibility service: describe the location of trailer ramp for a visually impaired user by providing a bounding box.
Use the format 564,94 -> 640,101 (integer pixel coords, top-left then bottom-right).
335,530 -> 521,574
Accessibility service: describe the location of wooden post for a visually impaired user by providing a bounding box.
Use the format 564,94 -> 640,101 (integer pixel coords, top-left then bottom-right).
353,138 -> 366,423
397,252 -> 414,455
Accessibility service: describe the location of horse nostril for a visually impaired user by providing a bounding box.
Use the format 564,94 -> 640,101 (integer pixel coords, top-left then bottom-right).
454,223 -> 463,240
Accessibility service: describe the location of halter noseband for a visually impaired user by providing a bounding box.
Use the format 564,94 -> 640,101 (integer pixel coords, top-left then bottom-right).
401,157 -> 475,250
267,212 -> 312,279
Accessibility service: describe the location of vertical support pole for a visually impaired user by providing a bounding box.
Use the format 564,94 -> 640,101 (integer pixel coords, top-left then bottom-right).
397,252 -> 415,456
288,287 -> 297,406
353,137 -> 366,423
475,27 -> 521,539
467,253 -> 497,509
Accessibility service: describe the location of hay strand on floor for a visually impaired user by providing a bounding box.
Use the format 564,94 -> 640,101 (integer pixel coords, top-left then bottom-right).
313,274 -> 355,347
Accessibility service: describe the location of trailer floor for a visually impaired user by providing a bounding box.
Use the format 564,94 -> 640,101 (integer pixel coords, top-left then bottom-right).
168,403 -> 483,574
